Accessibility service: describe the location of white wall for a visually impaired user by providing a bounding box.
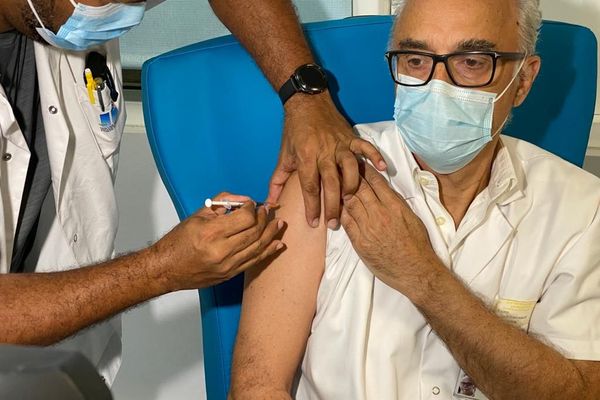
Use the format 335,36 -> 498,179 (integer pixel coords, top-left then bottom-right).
112,2 -> 600,399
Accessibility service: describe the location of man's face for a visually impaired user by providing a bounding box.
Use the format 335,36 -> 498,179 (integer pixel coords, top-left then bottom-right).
391,0 -> 540,136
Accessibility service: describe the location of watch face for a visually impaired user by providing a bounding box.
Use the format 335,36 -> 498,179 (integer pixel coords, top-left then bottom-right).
296,64 -> 327,94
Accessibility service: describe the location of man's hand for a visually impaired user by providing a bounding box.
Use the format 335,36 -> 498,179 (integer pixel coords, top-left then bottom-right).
340,163 -> 442,296
270,94 -> 386,229
148,192 -> 285,292
208,0 -> 386,229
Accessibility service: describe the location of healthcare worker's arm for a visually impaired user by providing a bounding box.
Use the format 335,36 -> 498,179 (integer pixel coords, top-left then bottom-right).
0,194 -> 285,345
341,165 -> 600,400
209,0 -> 387,230
229,174 -> 326,399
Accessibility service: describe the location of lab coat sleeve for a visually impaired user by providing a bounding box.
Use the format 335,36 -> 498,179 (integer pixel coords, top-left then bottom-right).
528,204 -> 600,361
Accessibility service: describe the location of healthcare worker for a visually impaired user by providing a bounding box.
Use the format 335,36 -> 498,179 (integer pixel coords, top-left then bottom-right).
0,0 -> 385,384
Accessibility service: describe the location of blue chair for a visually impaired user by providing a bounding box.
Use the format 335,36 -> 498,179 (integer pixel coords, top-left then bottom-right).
141,16 -> 597,400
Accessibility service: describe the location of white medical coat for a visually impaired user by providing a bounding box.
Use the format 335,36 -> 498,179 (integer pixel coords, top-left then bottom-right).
0,40 -> 126,383
296,121 -> 600,400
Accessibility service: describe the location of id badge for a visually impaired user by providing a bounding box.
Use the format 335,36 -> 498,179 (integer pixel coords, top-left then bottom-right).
453,371 -> 489,399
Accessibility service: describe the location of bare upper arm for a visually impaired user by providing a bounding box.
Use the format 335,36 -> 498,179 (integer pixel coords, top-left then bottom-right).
230,173 -> 327,397
572,360 -> 600,399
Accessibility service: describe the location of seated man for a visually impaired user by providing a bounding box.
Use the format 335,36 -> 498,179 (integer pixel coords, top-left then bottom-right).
230,0 -> 600,399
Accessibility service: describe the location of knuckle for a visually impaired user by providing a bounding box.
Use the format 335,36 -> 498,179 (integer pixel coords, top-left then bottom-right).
340,153 -> 358,167
205,247 -> 220,264
297,147 -> 317,162
248,225 -> 262,241
254,238 -> 264,253
302,181 -> 320,196
321,173 -> 340,189
318,157 -> 337,169
239,210 -> 257,227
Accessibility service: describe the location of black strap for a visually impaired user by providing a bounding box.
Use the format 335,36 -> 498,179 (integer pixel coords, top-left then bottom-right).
278,77 -> 297,105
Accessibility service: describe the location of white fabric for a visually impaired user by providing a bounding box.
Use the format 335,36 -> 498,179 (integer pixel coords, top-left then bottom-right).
0,41 -> 126,384
295,121 -> 600,400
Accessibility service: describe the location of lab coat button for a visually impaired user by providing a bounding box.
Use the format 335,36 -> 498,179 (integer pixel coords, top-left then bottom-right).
48,106 -> 58,114
435,216 -> 446,226
73,234 -> 78,243
2,153 -> 11,161
418,177 -> 430,186
432,386 -> 440,395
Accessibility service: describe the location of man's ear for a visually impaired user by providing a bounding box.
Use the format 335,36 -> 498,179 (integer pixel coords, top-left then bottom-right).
513,55 -> 541,107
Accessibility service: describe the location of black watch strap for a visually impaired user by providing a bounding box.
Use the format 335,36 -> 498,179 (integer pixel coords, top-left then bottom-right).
278,78 -> 298,105
278,63 -> 328,105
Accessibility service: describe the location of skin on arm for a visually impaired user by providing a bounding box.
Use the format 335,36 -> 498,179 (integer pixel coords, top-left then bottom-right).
413,269 -> 600,400
230,174 -> 327,399
209,0 -> 386,228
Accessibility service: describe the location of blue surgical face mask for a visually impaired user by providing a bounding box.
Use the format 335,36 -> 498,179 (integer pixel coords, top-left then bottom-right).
393,60 -> 524,174
27,0 -> 146,51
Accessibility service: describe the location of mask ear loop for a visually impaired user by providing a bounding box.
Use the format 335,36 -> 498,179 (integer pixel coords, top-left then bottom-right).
494,53 -> 528,103
491,113 -> 510,139
26,0 -> 49,31
26,0 -> 78,31
491,53 -> 528,138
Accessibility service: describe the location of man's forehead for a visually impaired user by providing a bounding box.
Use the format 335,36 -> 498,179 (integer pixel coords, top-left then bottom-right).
397,38 -> 498,52
392,0 -> 520,52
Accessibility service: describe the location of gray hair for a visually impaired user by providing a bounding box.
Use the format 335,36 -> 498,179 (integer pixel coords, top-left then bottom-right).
391,0 -> 542,54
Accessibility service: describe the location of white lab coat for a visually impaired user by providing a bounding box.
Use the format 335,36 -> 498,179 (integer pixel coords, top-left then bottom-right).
0,40 -> 126,383
296,121 -> 600,400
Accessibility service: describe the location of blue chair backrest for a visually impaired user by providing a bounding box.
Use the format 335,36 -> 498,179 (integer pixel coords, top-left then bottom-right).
142,16 -> 597,400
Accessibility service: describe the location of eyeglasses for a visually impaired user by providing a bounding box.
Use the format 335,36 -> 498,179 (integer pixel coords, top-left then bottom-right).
385,50 -> 526,88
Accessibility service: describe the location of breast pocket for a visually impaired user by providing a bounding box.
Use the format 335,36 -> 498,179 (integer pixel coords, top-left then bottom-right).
74,79 -> 125,161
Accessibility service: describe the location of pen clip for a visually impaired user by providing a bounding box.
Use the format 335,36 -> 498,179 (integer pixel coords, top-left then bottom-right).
103,67 -> 119,102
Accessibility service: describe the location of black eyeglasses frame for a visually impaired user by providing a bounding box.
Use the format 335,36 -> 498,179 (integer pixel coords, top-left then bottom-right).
384,50 -> 527,88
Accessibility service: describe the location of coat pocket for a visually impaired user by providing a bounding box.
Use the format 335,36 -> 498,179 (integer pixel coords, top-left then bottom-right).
74,81 -> 125,160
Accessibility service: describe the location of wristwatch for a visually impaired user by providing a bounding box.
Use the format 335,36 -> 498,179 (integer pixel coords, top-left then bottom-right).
278,63 -> 328,105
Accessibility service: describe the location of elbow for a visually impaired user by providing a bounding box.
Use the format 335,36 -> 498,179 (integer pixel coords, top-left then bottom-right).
229,379 -> 292,400
546,361 -> 600,400
228,389 -> 292,400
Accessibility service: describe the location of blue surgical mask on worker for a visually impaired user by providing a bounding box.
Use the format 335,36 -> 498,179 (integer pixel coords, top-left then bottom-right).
26,0 -> 146,51
393,60 -> 525,174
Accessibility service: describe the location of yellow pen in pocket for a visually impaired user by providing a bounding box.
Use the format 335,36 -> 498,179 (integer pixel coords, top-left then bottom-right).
84,68 -> 96,105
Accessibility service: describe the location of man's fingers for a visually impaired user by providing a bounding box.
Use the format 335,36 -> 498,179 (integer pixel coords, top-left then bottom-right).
340,207 -> 360,241
363,164 -> 398,204
349,138 -> 387,171
225,206 -> 270,253
267,163 -> 293,205
342,184 -> 370,226
336,148 -> 360,197
228,218 -> 286,273
352,174 -> 381,212
218,202 -> 260,237
234,240 -> 286,276
318,158 -> 341,229
297,161 -> 321,228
